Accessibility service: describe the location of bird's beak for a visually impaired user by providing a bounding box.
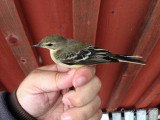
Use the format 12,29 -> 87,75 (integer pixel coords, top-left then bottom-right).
32,43 -> 40,48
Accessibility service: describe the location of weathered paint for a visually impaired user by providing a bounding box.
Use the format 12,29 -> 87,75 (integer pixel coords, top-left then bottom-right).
0,0 -> 160,111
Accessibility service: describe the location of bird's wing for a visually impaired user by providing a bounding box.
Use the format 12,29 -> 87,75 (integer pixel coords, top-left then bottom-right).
60,46 -> 119,65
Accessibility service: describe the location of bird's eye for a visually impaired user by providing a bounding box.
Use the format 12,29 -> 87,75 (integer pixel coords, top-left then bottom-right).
47,43 -> 53,46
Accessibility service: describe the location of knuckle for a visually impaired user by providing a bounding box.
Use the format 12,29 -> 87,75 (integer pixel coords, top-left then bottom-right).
73,97 -> 84,107
54,72 -> 59,81
31,67 -> 46,75
91,66 -> 96,74
31,68 -> 40,74
94,76 -> 102,91
89,110 -> 102,120
82,113 -> 88,120
29,69 -> 42,77
53,71 -> 62,84
52,72 -> 61,89
90,96 -> 101,112
81,66 -> 95,77
96,96 -> 101,107
87,65 -> 96,75
89,66 -> 96,77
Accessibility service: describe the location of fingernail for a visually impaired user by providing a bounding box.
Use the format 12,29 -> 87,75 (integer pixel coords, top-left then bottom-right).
66,69 -> 76,81
67,69 -> 76,76
61,113 -> 72,120
74,76 -> 86,87
62,96 -> 72,106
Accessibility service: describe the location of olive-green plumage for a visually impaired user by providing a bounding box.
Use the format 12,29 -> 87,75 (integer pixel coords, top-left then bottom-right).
32,34 -> 145,68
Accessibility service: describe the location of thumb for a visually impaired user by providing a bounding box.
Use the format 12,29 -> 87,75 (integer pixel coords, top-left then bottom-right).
25,68 -> 76,92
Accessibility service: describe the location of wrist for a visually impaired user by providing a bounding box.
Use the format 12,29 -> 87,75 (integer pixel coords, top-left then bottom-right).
6,89 -> 36,120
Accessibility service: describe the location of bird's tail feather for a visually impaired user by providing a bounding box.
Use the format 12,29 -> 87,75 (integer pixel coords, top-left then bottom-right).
115,54 -> 145,65
123,55 -> 143,58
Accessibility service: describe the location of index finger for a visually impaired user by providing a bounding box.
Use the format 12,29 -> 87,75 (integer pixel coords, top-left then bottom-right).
37,64 -> 70,72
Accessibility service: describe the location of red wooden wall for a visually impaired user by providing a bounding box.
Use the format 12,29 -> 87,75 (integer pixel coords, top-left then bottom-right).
0,0 -> 160,112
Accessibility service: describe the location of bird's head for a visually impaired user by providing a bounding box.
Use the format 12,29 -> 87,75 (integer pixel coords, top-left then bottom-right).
32,34 -> 66,50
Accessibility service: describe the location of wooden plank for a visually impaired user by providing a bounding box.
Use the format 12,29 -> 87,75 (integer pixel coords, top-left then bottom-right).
0,31 -> 25,91
120,36 -> 160,108
0,0 -> 38,75
135,72 -> 160,108
18,0 -> 73,65
148,95 -> 160,108
72,0 -> 101,44
107,0 -> 160,112
95,0 -> 151,108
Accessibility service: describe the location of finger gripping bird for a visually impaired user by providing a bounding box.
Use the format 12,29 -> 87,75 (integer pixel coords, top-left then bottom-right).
32,34 -> 145,68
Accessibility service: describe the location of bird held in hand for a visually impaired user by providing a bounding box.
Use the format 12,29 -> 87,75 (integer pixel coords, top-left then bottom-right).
32,34 -> 145,68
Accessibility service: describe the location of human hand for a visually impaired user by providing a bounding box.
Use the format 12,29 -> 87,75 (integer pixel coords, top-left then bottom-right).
16,64 -> 102,120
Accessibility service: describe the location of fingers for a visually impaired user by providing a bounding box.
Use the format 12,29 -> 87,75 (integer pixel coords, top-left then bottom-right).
72,66 -> 96,87
61,96 -> 101,120
63,76 -> 101,107
27,68 -> 76,92
37,64 -> 70,72
26,65 -> 96,92
89,109 -> 102,120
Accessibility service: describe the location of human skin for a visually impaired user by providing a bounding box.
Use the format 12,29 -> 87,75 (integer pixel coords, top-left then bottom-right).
16,64 -> 102,120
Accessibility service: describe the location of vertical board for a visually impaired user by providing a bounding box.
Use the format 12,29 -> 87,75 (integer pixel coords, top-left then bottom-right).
0,0 -> 38,75
107,0 -> 160,111
95,0 -> 152,109
72,0 -> 101,44
19,0 -> 73,65
149,95 -> 160,108
121,36 -> 160,108
135,72 -> 160,108
0,0 -> 160,110
0,31 -> 25,91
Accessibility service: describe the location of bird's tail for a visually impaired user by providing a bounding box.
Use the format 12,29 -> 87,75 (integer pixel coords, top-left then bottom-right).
114,54 -> 146,65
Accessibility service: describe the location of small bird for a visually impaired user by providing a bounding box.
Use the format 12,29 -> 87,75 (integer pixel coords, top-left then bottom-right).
32,34 -> 145,68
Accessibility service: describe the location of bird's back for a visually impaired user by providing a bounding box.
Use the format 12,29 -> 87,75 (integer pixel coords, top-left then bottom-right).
65,39 -> 90,52
53,39 -> 89,61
